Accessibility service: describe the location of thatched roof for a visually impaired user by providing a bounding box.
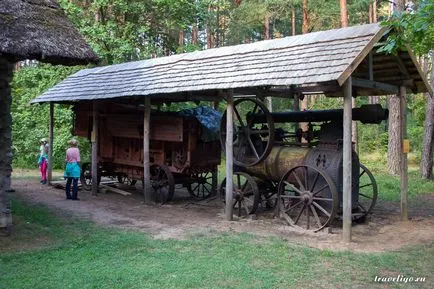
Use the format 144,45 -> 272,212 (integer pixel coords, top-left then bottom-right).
0,0 -> 99,65
32,23 -> 431,103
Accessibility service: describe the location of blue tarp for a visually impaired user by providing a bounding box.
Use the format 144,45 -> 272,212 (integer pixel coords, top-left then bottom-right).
178,106 -> 222,142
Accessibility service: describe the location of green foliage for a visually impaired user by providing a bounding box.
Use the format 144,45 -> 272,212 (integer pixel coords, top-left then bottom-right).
58,0 -> 210,63
380,0 -> 434,56
11,64 -> 91,170
1,198 -> 433,289
9,0 -> 429,170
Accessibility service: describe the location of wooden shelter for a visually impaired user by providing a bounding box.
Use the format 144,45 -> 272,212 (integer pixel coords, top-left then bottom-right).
32,23 -> 431,242
0,0 -> 98,232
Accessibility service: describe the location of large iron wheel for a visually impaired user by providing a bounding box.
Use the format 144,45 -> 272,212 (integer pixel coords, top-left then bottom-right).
150,164 -> 175,203
353,163 -> 378,222
278,165 -> 338,232
187,170 -> 217,199
80,162 -> 101,191
220,98 -> 274,167
220,172 -> 260,217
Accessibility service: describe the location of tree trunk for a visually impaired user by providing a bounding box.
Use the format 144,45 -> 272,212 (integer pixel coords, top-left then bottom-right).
292,6 -> 296,36
388,95 -> 401,175
368,3 -> 373,23
264,15 -> 270,40
302,0 -> 308,34
339,0 -> 357,151
396,0 -> 405,12
192,24 -> 198,45
368,4 -> 377,105
178,30 -> 184,51
207,31 -> 214,49
215,4 -> 220,48
339,0 -> 348,27
420,53 -> 434,179
207,5 -> 214,49
373,0 -> 377,22
421,93 -> 434,179
0,57 -> 13,232
300,0 -> 309,141
388,0 -> 406,175
264,15 -> 272,111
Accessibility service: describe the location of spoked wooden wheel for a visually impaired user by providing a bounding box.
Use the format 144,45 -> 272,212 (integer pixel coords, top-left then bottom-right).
187,171 -> 217,199
220,172 -> 260,217
278,165 -> 338,232
353,164 -> 378,222
150,164 -> 175,203
220,98 -> 274,167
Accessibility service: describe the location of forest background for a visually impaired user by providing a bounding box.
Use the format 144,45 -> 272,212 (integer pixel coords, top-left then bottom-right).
10,0 -> 434,178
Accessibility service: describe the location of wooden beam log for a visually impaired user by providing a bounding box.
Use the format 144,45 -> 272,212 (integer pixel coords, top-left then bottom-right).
100,185 -> 132,196
91,101 -> 98,195
143,97 -> 152,203
233,83 -> 341,98
342,77 -> 353,242
352,77 -> 399,94
368,52 -> 374,81
225,90 -> 234,221
400,86 -> 409,220
395,55 -> 411,79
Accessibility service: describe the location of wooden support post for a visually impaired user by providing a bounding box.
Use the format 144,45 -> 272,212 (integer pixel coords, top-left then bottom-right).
47,103 -> 54,185
368,52 -> 374,81
91,101 -> 98,195
293,94 -> 300,111
143,97 -> 152,203
266,97 -> 273,112
400,86 -> 408,221
343,77 -> 353,242
225,91 -> 234,221
368,52 -> 375,105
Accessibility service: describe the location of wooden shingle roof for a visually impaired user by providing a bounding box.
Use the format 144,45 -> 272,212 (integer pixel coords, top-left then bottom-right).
32,23 -> 430,103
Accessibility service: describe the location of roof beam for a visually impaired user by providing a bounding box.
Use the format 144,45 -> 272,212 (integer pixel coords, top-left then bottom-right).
272,84 -> 341,95
233,83 -> 341,98
352,77 -> 399,94
368,51 -> 374,81
394,55 -> 411,79
406,47 -> 433,96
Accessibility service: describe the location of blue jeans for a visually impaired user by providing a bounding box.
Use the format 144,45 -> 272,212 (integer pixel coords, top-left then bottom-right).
66,177 -> 78,199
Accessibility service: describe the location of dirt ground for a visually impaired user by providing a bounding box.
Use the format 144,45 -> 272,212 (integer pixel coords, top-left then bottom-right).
10,178 -> 434,253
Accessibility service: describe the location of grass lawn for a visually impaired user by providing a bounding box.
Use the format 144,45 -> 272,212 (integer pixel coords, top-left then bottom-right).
1,198 -> 432,289
360,154 -> 434,202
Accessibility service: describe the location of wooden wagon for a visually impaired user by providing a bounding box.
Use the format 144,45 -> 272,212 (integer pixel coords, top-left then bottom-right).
73,102 -> 221,203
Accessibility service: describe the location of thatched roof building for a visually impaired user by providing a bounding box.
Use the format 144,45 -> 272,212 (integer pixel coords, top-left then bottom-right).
0,0 -> 98,233
0,0 -> 99,65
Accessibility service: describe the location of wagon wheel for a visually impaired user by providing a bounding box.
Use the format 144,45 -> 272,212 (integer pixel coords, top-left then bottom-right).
259,180 -> 279,209
117,174 -> 137,186
277,165 -> 338,232
220,172 -> 260,217
187,170 -> 217,199
220,98 -> 274,167
353,163 -> 378,222
150,164 -> 175,203
80,162 -> 101,191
